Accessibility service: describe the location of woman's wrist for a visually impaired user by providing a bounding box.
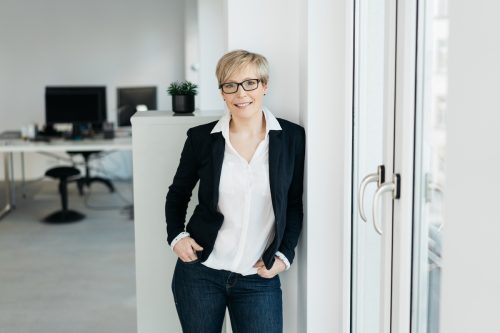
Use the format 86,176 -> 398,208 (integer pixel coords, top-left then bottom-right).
274,251 -> 291,270
274,257 -> 286,273
171,231 -> 190,251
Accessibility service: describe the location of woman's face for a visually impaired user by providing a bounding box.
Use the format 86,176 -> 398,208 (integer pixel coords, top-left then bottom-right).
220,64 -> 268,122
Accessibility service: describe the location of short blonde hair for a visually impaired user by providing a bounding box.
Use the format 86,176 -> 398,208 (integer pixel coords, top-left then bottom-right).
215,50 -> 269,86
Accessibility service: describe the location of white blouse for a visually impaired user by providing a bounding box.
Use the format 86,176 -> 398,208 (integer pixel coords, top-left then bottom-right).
171,108 -> 290,275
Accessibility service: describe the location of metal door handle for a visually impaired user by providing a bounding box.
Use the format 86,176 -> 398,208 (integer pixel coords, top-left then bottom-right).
372,174 -> 400,235
358,173 -> 378,222
358,165 -> 385,222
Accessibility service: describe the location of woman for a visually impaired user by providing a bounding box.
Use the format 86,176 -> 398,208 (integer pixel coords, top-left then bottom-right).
165,49 -> 305,333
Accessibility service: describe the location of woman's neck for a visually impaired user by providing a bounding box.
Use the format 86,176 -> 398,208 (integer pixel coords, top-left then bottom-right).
229,110 -> 266,137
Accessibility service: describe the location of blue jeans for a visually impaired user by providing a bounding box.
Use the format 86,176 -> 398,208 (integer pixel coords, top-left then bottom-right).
171,258 -> 283,333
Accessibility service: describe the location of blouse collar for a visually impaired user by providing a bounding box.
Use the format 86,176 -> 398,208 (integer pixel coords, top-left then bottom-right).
210,106 -> 282,138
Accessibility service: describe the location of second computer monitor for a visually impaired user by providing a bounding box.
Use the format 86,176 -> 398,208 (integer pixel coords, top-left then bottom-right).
117,86 -> 157,126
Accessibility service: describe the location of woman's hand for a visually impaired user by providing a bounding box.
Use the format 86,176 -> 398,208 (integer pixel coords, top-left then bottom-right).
254,257 -> 286,279
173,237 -> 203,262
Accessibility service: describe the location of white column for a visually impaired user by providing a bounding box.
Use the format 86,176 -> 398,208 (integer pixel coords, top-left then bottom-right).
132,110 -> 223,333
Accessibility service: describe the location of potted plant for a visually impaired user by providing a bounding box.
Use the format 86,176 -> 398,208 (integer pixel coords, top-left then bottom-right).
167,81 -> 198,113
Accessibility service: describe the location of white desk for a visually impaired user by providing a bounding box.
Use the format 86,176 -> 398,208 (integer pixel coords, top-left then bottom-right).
0,137 -> 132,220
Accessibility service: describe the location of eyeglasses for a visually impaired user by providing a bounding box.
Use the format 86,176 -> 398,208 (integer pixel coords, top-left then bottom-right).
219,79 -> 261,94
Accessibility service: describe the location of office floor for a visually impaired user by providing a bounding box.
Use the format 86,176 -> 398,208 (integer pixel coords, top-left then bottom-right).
0,179 -> 136,333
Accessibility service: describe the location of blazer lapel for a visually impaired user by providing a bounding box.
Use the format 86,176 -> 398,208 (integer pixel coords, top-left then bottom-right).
268,130 -> 282,220
211,132 -> 225,210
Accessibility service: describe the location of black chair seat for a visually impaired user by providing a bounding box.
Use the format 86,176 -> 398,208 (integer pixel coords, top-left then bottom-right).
45,166 -> 80,179
43,166 -> 85,223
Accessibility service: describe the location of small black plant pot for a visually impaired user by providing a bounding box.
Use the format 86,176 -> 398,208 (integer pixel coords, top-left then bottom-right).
172,95 -> 195,113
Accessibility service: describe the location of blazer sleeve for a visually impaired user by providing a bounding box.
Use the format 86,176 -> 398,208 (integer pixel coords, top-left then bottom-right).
165,128 -> 200,245
278,127 -> 306,265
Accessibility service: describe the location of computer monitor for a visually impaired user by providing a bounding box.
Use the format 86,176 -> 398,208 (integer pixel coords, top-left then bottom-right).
117,86 -> 157,126
45,86 -> 107,129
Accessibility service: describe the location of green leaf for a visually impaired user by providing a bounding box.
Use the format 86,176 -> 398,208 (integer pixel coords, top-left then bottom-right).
167,81 -> 198,96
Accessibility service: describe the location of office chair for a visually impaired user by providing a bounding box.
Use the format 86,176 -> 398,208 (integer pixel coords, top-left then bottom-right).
67,151 -> 115,195
43,166 -> 85,223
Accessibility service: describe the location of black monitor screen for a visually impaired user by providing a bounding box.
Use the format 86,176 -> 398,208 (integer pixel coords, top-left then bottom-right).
117,86 -> 157,126
45,86 -> 107,125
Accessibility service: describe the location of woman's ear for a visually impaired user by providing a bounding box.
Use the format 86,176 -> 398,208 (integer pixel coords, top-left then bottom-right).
262,83 -> 268,95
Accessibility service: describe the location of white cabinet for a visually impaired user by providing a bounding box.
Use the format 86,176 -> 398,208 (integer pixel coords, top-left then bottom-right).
131,110 -> 223,333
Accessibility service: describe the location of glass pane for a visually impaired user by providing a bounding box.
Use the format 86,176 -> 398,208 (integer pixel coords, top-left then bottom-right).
412,0 -> 448,332
351,0 -> 388,331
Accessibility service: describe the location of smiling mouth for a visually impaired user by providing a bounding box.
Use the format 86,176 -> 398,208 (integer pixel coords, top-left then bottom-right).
234,102 -> 253,108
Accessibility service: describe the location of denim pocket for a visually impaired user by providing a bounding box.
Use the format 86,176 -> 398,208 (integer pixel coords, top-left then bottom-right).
182,259 -> 200,265
178,252 -> 202,265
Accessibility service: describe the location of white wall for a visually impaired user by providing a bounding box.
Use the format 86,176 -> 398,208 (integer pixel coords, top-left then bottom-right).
442,1 -> 500,332
0,0 -> 185,178
225,1 -> 300,122
225,1 -> 301,332
226,1 -> 352,332
303,1 -> 351,332
184,0 -> 200,84
197,0 -> 226,110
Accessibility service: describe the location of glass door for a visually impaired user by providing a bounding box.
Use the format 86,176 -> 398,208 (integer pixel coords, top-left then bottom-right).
352,0 -> 447,332
412,0 -> 448,332
351,0 -> 397,332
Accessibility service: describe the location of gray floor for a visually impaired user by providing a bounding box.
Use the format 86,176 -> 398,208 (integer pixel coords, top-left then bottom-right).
0,179 -> 137,333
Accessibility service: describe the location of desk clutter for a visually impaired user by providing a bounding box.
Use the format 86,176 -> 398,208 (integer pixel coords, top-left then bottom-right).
13,85 -> 155,142
34,122 -> 115,141
0,131 -> 22,140
3,126 -> 127,143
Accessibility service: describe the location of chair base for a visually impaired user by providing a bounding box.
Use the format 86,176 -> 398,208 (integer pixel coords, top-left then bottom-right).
43,210 -> 85,224
76,177 -> 115,195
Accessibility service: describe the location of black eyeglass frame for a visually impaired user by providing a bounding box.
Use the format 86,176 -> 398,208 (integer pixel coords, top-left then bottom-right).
218,79 -> 261,94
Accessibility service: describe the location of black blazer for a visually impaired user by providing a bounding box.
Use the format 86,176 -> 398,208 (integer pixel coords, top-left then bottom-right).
165,118 -> 305,270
